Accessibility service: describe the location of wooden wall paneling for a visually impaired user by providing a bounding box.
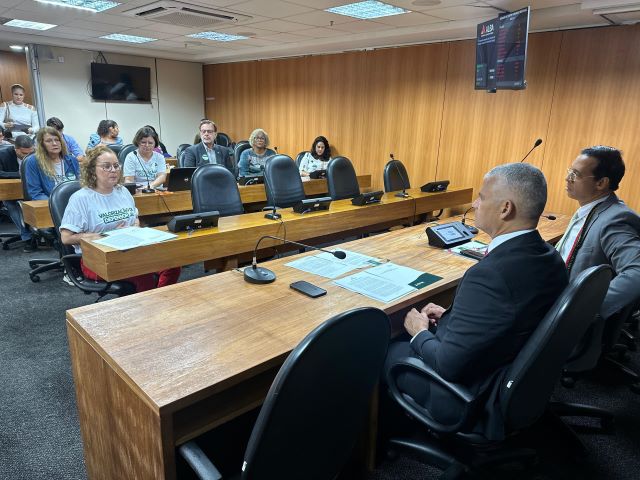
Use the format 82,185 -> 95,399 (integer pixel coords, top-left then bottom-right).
203,61 -> 257,143
437,32 -> 562,207
543,25 -> 640,215
304,52 -> 373,185
364,44 -> 449,191
0,51 -> 33,105
252,57 -> 307,158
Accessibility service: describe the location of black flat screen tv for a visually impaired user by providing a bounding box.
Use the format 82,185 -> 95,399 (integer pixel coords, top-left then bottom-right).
90,63 -> 151,102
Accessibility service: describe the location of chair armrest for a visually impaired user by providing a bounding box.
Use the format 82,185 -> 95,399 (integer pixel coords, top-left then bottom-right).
60,254 -> 113,293
178,441 -> 223,480
386,356 -> 475,433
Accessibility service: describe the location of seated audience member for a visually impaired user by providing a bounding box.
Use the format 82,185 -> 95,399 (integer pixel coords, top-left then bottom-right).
238,128 -> 276,177
24,127 -> 80,200
60,146 -> 180,292
385,163 -> 568,440
143,124 -> 169,156
0,135 -> 34,250
86,120 -> 123,149
556,146 -> 640,319
0,125 -> 11,145
123,126 -> 167,189
182,120 -> 234,174
0,84 -> 39,139
299,136 -> 332,177
46,117 -> 85,162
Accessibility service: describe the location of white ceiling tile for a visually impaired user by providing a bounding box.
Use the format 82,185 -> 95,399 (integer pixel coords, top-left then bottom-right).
241,18 -> 310,32
259,31 -> 313,42
330,20 -> 396,33
65,19 -> 128,32
229,0 -> 314,18
142,23 -> 202,35
423,4 -> 496,20
530,3 -> 608,30
485,0 -> 579,12
3,7 -> 66,24
211,24 -> 280,36
282,0 -> 346,8
236,37 -> 281,46
372,11 -> 446,27
94,13 -> 155,27
280,10 -> 354,27
293,26 -> 338,38
118,28 -> 175,39
387,0 -> 478,12
54,25 -> 101,37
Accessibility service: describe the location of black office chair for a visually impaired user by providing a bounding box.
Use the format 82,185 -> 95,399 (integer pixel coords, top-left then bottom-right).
386,265 -> 612,478
233,141 -> 251,175
384,159 -> 411,193
179,306 -> 390,480
0,202 -> 23,249
176,143 -> 190,165
191,164 -> 244,217
19,161 -> 63,282
48,181 -> 135,300
327,156 -> 360,200
263,154 -> 305,208
215,132 -> 231,148
118,144 -> 136,165
107,144 -> 123,157
295,151 -> 307,167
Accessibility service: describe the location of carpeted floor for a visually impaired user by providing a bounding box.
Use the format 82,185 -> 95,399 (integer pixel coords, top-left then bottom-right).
1,218 -> 639,480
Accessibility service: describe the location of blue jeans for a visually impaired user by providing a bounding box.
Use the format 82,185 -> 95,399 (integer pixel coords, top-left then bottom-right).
3,200 -> 32,241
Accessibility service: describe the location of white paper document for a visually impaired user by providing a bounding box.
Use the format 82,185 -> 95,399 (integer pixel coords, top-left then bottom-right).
448,240 -> 488,257
285,249 -> 383,279
93,227 -> 177,250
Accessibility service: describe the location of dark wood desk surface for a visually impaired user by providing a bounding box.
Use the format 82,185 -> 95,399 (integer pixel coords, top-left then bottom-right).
80,186 -> 473,281
20,174 -> 373,229
66,214 -> 568,480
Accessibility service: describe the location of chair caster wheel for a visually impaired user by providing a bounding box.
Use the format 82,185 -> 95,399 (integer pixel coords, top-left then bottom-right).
30,275 -> 40,283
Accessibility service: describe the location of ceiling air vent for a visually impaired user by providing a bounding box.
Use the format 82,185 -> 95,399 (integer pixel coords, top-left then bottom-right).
123,1 -> 252,28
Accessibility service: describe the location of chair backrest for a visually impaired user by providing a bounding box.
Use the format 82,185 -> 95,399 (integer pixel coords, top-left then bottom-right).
233,141 -> 251,169
191,164 -> 244,217
241,307 -> 390,480
176,143 -> 190,165
500,265 -> 612,432
215,132 -> 231,147
48,180 -> 82,256
19,158 -> 31,201
327,156 -> 360,200
107,144 -> 123,156
263,154 -> 305,208
118,144 -> 136,165
295,151 -> 307,167
383,159 -> 411,192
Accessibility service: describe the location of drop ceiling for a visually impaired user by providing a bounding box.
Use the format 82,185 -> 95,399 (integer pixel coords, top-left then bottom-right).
0,0 -> 634,64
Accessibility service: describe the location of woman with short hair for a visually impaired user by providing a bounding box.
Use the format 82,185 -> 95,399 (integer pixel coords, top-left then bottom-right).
238,128 -> 276,177
0,84 -> 39,138
60,146 -> 180,292
87,119 -> 123,149
23,126 -> 80,200
123,126 -> 167,189
299,136 -> 332,177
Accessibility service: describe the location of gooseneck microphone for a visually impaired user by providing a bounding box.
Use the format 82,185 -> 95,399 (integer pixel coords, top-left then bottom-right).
461,206 -> 478,234
390,153 -> 410,198
134,151 -> 155,194
519,138 -> 543,163
244,235 -> 347,284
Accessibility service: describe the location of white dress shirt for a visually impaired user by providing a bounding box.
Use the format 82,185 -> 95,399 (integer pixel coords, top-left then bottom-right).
556,196 -> 608,262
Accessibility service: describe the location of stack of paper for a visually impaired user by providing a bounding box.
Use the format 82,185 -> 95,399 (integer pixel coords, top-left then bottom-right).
285,249 -> 383,279
93,227 -> 177,250
449,240 -> 488,257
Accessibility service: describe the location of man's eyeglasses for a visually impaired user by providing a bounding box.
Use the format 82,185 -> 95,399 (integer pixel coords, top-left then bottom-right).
201,129 -> 216,134
98,163 -> 121,172
566,168 -> 596,183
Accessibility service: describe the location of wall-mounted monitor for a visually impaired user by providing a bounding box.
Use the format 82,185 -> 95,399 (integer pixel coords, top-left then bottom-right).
90,63 -> 151,102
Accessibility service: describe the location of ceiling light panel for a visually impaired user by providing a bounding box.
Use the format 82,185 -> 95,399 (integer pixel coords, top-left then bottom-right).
326,1 -> 410,19
35,0 -> 120,13
3,18 -> 57,30
100,33 -> 157,43
188,31 -> 248,41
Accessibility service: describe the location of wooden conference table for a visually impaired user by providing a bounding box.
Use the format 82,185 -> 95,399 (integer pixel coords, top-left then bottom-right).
66,214 -> 568,480
81,186 -> 472,281
20,174 -> 373,229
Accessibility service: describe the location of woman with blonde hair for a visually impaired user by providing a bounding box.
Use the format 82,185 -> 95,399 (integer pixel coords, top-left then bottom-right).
0,83 -> 39,138
238,128 -> 276,177
60,146 -> 180,292
23,126 -> 80,200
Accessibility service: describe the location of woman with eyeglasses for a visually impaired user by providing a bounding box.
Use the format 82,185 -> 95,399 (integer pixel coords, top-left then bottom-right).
238,128 -> 276,177
123,126 -> 167,189
24,126 -> 81,200
60,146 -> 180,292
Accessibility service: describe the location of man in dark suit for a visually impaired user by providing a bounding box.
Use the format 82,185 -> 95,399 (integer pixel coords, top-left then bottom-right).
556,146 -> 640,319
385,163 -> 568,440
182,119 -> 234,175
0,135 -> 35,250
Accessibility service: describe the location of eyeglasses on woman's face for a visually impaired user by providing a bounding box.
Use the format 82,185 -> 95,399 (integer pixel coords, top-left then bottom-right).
98,163 -> 121,172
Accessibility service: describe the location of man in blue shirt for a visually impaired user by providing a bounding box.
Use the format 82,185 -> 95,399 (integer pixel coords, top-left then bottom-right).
46,117 -> 85,163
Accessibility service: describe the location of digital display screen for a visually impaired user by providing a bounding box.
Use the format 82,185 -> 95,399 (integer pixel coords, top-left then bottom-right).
495,7 -> 529,90
475,19 -> 497,90
437,225 -> 465,242
91,63 -> 151,102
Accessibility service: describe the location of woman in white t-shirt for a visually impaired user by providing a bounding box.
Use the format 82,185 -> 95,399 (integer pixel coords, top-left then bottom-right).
123,126 -> 167,189
299,136 -> 332,177
60,146 -> 180,292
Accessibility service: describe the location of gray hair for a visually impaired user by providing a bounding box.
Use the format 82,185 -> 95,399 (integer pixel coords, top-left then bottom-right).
249,128 -> 270,148
485,163 -> 547,220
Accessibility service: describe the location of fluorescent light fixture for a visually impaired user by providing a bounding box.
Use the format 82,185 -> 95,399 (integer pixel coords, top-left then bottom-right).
326,1 -> 409,19
187,31 -> 248,42
35,0 -> 120,12
10,45 -> 24,51
3,19 -> 57,30
100,33 -> 156,43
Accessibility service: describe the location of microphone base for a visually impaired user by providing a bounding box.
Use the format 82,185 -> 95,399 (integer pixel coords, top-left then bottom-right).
395,191 -> 410,198
465,224 -> 479,235
244,266 -> 276,284
141,188 -> 155,194
264,211 -> 281,220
